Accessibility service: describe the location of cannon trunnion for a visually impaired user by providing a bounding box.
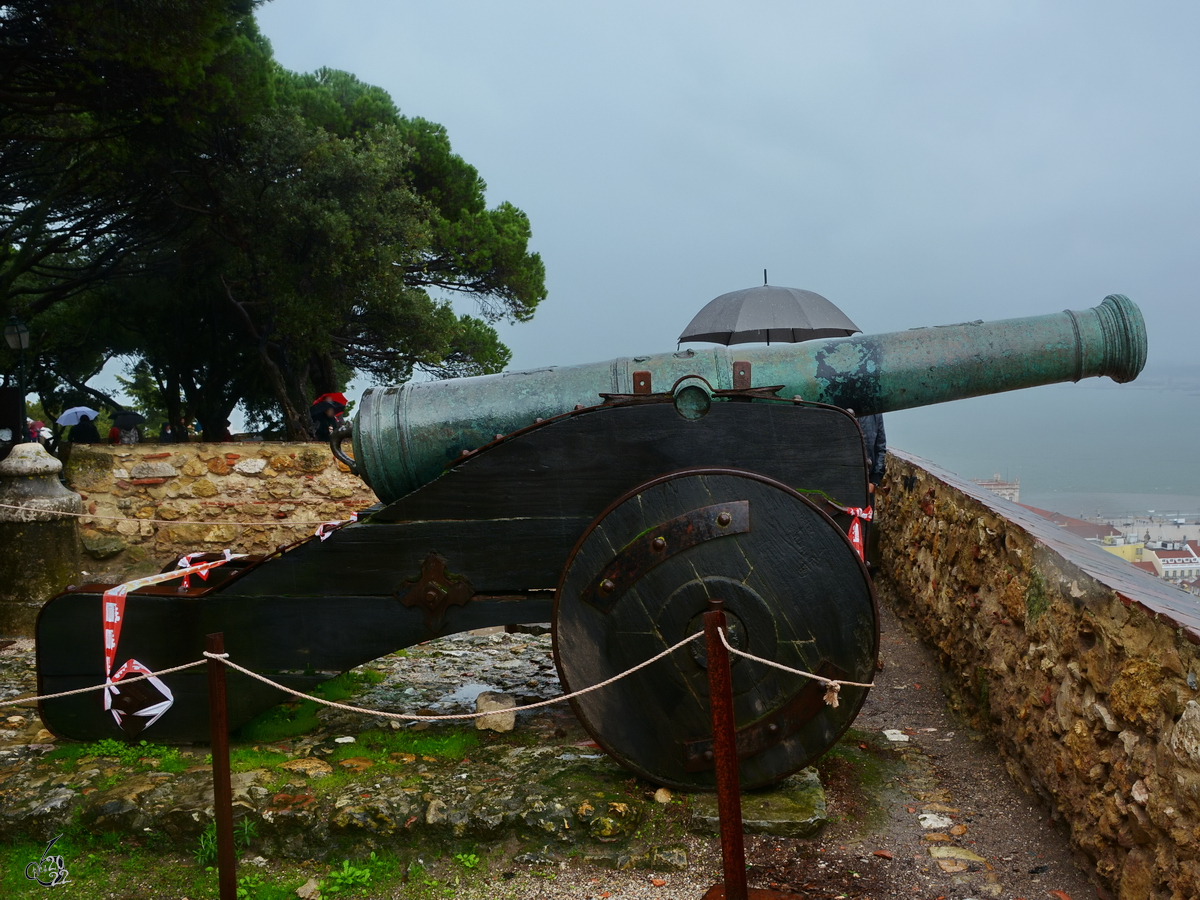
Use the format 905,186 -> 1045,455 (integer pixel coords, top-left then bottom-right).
38,390 -> 876,788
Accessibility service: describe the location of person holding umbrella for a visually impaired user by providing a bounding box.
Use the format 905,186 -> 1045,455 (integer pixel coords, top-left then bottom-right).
310,392 -> 347,441
71,416 -> 101,443
679,274 -> 885,559
57,407 -> 101,444
108,411 -> 145,445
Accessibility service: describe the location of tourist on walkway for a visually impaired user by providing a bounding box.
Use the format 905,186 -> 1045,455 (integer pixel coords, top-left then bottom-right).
858,412 -> 887,497
311,398 -> 345,441
68,415 -> 100,444
108,423 -> 141,445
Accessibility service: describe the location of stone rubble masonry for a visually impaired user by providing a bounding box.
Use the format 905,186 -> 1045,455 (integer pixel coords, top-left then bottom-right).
62,443 -> 379,581
878,449 -> 1200,900
0,443 -> 83,636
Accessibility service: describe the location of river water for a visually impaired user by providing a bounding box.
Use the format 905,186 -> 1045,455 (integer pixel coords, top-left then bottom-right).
885,371 -> 1200,520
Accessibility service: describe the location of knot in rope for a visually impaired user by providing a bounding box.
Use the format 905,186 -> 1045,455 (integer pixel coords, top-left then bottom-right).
203,651 -> 230,660
716,622 -> 869,706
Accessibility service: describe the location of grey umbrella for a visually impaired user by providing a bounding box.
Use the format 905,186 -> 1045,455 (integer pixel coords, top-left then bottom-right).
678,274 -> 861,345
55,406 -> 101,426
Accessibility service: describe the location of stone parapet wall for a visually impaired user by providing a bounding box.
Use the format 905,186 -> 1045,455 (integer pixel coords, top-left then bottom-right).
63,443 -> 379,580
879,450 -> 1200,900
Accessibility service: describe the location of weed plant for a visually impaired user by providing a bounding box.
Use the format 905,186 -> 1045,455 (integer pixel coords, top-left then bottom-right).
194,817 -> 259,866
321,858 -> 372,895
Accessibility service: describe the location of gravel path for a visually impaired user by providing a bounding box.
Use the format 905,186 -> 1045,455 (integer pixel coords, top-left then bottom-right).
333,605 -> 1103,899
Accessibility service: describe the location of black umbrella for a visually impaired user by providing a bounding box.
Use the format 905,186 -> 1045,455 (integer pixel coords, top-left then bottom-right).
678,273 -> 861,345
113,411 -> 147,428
310,399 -> 345,420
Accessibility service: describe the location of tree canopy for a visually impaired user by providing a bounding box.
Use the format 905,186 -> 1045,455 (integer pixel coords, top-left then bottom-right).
1,2 -> 545,440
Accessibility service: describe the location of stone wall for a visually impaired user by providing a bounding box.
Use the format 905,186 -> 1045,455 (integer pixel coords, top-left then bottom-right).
879,449 -> 1200,900
63,443 -> 378,580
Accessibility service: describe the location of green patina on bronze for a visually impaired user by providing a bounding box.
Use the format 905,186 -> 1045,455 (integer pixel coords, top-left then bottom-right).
352,295 -> 1146,503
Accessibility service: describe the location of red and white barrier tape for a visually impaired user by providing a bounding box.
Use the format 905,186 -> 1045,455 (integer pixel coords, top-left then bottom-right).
315,511 -> 358,541
102,552 -> 243,732
829,504 -> 873,561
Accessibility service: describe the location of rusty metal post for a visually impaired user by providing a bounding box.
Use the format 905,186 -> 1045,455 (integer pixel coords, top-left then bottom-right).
704,599 -> 748,900
206,632 -> 236,900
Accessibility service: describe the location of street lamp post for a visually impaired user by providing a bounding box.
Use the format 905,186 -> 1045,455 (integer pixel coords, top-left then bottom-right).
4,316 -> 30,437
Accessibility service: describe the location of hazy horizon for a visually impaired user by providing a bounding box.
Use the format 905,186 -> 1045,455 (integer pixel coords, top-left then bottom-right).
105,3 -> 1200,511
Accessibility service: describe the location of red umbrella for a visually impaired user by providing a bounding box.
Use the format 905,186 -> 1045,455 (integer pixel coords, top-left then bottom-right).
312,392 -> 348,407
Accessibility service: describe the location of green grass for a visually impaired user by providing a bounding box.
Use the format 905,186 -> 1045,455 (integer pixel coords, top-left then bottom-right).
348,727 -> 479,761
233,669 -> 384,742
246,727 -> 481,799
44,737 -> 190,774
228,746 -> 291,773
0,831 -> 223,899
2,830 -> 519,899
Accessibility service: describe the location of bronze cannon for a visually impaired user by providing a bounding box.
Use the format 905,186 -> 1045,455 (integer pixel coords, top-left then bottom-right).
36,295 -> 1146,789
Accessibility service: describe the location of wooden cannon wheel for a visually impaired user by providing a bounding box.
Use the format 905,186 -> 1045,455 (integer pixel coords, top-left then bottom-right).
553,468 -> 878,790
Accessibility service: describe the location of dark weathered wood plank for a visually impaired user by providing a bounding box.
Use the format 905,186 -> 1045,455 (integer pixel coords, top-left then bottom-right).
376,401 -> 867,523
38,398 -> 869,745
37,591 -> 554,742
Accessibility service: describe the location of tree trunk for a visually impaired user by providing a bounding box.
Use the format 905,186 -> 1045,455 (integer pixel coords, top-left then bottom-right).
257,344 -> 310,440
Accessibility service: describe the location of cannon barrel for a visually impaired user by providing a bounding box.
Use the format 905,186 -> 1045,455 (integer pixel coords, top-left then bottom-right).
352,294 -> 1146,503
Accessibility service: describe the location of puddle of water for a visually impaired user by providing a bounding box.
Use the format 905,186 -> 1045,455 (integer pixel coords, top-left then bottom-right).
439,682 -> 501,705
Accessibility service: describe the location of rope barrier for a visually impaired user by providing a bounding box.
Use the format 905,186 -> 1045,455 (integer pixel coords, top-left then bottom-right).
0,635 -> 703,719
717,627 -> 875,709
0,660 -> 208,708
3,626 -> 875,718
0,501 -> 368,529
203,632 -> 708,720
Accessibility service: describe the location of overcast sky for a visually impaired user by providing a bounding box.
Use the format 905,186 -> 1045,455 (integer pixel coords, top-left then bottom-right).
256,1 -> 1199,507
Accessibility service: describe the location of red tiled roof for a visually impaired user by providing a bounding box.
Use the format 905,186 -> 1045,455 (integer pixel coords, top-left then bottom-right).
1151,546 -> 1200,562
1016,504 -> 1120,539
1132,561 -> 1159,574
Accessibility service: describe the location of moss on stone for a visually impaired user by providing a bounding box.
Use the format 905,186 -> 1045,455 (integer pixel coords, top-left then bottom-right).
63,448 -> 113,490
81,529 -> 126,559
296,447 -> 329,473
1025,566 -> 1049,624
975,665 -> 990,710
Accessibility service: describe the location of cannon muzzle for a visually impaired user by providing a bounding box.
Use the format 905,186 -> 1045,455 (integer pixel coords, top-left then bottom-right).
351,294 -> 1145,503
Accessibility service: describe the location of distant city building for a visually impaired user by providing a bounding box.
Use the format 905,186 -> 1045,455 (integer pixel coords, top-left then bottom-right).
1146,540 -> 1200,582
1098,534 -> 1148,563
1018,504 -> 1146,564
973,473 -> 1019,502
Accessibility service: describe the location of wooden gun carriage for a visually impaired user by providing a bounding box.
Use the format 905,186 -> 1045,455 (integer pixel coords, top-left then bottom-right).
36,295 -> 1146,790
